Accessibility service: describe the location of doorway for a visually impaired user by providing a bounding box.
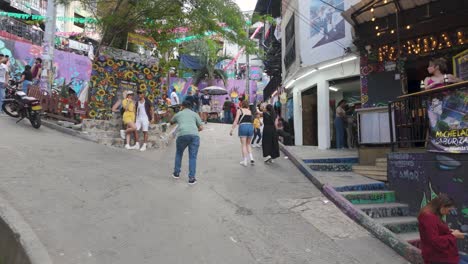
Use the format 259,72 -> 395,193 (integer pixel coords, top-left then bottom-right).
302,87 -> 318,146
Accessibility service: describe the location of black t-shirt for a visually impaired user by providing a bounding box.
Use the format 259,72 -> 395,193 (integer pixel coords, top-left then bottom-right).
185,95 -> 195,105
201,94 -> 211,105
22,70 -> 33,81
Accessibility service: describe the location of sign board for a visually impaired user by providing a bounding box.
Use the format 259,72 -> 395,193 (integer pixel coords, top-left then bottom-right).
427,87 -> 468,153
453,49 -> 468,81
68,39 -> 90,52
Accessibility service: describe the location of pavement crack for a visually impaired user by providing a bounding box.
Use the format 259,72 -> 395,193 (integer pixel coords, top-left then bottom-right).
209,186 -> 253,216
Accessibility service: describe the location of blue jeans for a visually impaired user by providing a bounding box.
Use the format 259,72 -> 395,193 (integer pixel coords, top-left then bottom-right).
335,117 -> 345,149
22,80 -> 32,94
173,135 -> 200,179
224,110 -> 232,124
460,253 -> 468,264
0,83 -> 5,112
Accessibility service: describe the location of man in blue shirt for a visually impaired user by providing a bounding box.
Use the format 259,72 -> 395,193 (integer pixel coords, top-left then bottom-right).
170,100 -> 204,185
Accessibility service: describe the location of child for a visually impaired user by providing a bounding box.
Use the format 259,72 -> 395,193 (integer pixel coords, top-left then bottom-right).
251,112 -> 263,147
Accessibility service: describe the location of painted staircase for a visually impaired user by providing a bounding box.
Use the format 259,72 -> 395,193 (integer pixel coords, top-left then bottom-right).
305,157 -> 359,172
352,158 -> 388,182
335,183 -> 421,249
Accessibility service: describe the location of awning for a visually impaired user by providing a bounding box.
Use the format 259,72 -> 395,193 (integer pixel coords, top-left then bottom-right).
253,0 -> 281,18
342,0 -> 437,26
263,75 -> 281,100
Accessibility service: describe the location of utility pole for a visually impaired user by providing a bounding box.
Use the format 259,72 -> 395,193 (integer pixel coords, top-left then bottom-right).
41,0 -> 57,92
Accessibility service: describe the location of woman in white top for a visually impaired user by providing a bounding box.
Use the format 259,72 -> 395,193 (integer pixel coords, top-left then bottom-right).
334,100 -> 347,149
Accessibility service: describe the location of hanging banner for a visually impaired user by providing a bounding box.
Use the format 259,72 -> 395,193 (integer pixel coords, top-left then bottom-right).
427,87 -> 468,153
127,33 -> 157,49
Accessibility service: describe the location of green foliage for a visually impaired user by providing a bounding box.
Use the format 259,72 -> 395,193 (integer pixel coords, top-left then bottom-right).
436,120 -> 450,132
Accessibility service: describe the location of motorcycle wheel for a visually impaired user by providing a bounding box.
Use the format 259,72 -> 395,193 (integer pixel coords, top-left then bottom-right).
30,114 -> 41,129
2,102 -> 20,118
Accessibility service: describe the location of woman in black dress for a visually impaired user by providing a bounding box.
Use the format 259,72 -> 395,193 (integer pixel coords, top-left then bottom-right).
262,104 -> 280,163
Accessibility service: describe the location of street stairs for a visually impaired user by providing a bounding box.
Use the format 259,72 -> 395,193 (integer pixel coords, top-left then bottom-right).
305,156 -> 421,250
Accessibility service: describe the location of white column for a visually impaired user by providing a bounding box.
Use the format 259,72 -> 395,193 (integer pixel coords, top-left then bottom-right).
41,0 -> 56,92
293,88 -> 303,145
317,79 -> 330,149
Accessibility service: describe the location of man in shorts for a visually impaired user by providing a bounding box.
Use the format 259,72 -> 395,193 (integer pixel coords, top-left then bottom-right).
135,91 -> 153,151
200,90 -> 211,124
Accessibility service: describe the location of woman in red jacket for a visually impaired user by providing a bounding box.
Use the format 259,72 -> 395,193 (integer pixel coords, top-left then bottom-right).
418,193 -> 467,264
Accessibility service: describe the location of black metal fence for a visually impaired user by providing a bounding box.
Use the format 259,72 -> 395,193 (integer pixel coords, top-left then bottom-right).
0,16 -> 44,45
388,82 -> 467,151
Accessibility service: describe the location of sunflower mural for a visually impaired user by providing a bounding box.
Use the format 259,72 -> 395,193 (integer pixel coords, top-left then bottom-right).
88,54 -> 162,120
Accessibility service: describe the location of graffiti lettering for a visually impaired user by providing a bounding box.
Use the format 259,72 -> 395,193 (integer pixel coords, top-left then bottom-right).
435,137 -> 468,146
398,170 -> 419,181
392,160 -> 415,167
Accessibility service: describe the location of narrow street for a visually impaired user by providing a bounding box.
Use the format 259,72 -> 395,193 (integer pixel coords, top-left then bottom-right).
0,116 -> 408,264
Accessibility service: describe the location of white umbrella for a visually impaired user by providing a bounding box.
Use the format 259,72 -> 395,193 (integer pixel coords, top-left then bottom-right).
201,86 -> 228,96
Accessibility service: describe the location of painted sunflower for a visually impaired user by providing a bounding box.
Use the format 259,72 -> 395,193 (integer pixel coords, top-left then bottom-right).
125,72 -> 134,79
149,80 -> 156,87
139,83 -> 147,91
91,76 -> 98,82
109,77 -> 115,84
152,65 -> 159,72
88,110 -> 97,118
106,59 -> 115,67
143,68 -> 151,75
92,63 -> 99,70
155,90 -> 161,96
97,89 -> 106,96
148,94 -> 155,102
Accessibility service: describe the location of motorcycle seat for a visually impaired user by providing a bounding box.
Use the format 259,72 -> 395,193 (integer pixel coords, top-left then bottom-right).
22,96 -> 38,102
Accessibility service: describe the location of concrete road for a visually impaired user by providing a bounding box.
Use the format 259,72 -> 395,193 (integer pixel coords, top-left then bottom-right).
0,116 -> 409,264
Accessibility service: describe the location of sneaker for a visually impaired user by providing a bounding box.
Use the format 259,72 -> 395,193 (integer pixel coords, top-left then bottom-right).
250,159 -> 255,165
140,143 -> 147,152
120,130 -> 126,140
132,142 -> 140,150
172,174 -> 180,179
188,178 -> 197,185
239,160 -> 248,167
264,155 -> 272,163
125,144 -> 131,150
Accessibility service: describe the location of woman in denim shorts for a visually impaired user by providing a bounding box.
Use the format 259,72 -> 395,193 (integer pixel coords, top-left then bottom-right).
230,100 -> 255,166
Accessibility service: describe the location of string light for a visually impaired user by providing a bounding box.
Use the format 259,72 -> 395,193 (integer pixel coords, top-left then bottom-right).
372,17 -> 376,22
371,8 -> 374,12
375,26 -> 379,30
406,25 -> 411,30
391,29 -> 394,34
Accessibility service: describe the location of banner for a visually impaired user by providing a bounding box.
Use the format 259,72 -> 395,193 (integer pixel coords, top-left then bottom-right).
127,33 -> 157,49
427,87 -> 468,153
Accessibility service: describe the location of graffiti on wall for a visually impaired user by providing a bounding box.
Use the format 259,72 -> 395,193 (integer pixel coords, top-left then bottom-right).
88,54 -> 162,119
0,37 -> 91,94
388,152 -> 468,252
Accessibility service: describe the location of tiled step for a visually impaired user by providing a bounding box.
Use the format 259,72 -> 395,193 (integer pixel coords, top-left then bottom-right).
376,161 -> 388,168
355,203 -> 410,218
376,158 -> 387,163
309,163 -> 353,172
352,165 -> 386,172
340,190 -> 396,205
334,182 -> 387,192
303,157 -> 359,164
374,216 -> 419,234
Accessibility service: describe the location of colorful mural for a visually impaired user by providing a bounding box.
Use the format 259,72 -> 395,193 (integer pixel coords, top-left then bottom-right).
88,54 -> 162,120
0,37 -> 92,94
388,152 -> 468,252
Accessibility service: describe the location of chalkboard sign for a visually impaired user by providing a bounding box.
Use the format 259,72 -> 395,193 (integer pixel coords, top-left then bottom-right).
453,49 -> 468,80
366,71 -> 402,107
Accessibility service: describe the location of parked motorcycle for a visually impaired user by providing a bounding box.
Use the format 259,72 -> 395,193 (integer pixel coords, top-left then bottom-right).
2,90 -> 42,129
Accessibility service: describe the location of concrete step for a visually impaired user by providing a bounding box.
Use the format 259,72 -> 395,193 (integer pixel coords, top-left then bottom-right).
340,190 -> 396,205
303,157 -> 359,164
376,161 -> 388,167
375,158 -> 387,163
352,165 -> 386,171
309,163 -> 353,172
355,203 -> 410,218
375,216 -> 419,234
334,182 -> 387,192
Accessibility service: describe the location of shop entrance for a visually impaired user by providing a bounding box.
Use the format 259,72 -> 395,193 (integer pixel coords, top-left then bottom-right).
302,87 -> 318,146
329,77 -> 361,149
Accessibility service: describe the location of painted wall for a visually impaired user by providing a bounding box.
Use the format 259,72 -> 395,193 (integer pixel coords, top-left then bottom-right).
0,37 -> 91,94
388,152 -> 468,252
288,58 -> 360,149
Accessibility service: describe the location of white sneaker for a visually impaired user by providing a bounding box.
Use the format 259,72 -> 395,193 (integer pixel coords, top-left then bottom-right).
125,144 -> 131,150
239,160 -> 248,167
264,155 -> 272,163
120,130 -> 126,140
140,143 -> 147,152
132,142 -> 140,150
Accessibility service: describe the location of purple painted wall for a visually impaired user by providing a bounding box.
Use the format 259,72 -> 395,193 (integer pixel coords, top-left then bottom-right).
388,152 -> 468,252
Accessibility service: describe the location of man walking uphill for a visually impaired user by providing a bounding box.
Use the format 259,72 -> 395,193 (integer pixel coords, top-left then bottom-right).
170,100 -> 203,185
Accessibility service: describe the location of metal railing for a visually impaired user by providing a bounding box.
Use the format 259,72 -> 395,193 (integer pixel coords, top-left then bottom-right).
388,81 -> 468,151
0,16 -> 44,45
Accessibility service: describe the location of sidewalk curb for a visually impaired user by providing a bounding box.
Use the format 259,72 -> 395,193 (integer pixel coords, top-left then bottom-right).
0,195 -> 53,264
41,119 -> 98,143
322,185 -> 423,264
279,144 -> 423,264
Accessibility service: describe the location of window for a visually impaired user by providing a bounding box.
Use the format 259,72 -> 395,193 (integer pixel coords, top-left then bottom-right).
284,15 -> 296,70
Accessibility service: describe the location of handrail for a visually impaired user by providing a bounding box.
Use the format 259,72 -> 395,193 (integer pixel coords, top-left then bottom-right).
398,80 -> 468,98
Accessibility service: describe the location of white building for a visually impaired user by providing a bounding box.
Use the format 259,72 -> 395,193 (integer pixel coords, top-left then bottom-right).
281,0 -> 360,149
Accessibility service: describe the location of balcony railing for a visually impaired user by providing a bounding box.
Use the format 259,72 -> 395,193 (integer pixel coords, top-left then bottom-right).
0,16 -> 44,45
388,81 -> 468,151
